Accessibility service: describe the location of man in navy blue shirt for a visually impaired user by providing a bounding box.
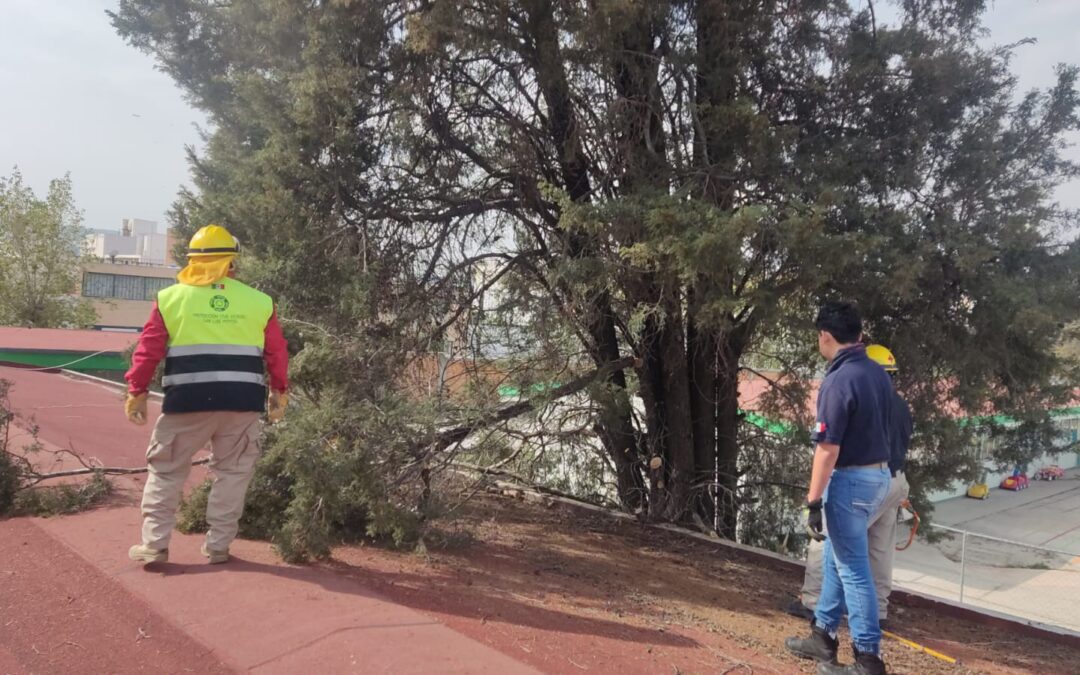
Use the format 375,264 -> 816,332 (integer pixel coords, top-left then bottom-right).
788,345 -> 913,627
786,302 -> 893,675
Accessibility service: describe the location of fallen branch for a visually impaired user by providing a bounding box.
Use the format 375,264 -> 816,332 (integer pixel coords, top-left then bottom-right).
28,458 -> 209,482
451,460 -> 545,487
451,461 -> 616,510
425,355 -> 637,454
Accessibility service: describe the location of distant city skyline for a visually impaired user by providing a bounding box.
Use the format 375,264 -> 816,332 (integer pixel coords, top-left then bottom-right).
1,0 -> 1077,233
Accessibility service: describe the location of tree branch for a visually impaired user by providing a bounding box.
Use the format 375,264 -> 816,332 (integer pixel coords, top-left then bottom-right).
27,458 -> 209,483
425,355 -> 638,453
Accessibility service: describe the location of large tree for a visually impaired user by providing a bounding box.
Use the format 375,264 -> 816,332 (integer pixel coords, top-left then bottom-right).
113,0 -> 1080,548
0,168 -> 95,329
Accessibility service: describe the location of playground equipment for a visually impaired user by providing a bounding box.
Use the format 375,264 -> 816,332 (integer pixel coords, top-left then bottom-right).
1000,471 -> 1029,491
1033,465 -> 1065,481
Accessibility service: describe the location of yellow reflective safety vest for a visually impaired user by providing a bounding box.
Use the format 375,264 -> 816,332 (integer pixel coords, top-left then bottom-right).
157,279 -> 274,413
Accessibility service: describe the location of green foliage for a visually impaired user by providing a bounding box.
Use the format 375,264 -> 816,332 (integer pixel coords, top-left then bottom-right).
0,444 -> 20,516
111,1 -> 1080,544
176,479 -> 211,534
0,168 -> 96,328
109,0 -> 494,560
258,392 -> 425,561
0,380 -> 28,517
1,379 -> 111,518
12,473 -> 111,517
178,392 -> 426,563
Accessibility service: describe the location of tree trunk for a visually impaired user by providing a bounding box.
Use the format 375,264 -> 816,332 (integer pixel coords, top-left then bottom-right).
715,338 -> 741,538
588,304 -> 647,511
687,288 -> 718,527
522,0 -> 646,511
693,0 -> 754,536
606,2 -> 696,520
637,284 -> 696,522
657,291 -> 696,521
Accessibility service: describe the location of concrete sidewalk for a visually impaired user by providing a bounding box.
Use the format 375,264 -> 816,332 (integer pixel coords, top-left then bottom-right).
894,470 -> 1080,632
927,469 -> 1080,550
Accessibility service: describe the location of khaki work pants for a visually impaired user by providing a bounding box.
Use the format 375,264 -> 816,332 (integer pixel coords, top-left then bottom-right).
140,411 -> 263,552
801,471 -> 910,619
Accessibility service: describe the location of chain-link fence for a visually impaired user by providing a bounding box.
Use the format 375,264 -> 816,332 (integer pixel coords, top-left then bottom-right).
902,523 -> 1080,631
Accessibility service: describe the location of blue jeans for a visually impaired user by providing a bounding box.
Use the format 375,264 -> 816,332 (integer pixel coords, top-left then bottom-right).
814,465 -> 891,654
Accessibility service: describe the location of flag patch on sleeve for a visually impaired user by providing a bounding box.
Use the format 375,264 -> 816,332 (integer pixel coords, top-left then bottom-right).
815,421 -> 827,434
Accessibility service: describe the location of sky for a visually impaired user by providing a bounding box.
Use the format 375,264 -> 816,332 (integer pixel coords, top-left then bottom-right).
0,0 -> 206,231
0,0 -> 1078,233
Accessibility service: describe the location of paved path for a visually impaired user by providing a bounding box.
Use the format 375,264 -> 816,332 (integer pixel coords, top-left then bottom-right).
31,509 -> 535,673
894,470 -> 1080,632
928,470 -> 1080,551
0,365 -> 536,674
2,366 -> 158,469
0,518 -> 231,674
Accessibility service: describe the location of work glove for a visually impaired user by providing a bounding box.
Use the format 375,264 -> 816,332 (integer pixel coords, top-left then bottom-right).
125,393 -> 148,426
805,499 -> 826,542
267,390 -> 288,424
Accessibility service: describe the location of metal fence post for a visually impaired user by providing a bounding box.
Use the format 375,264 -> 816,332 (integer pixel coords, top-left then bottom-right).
959,530 -> 968,604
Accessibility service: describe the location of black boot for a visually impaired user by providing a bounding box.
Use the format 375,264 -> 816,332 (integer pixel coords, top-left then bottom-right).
784,619 -> 838,663
817,646 -> 887,675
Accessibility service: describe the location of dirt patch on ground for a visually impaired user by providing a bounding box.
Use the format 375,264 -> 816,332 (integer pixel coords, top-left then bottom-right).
323,491 -> 1078,675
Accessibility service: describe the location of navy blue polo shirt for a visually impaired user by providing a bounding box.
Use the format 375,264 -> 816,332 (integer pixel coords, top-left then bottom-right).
889,390 -> 912,475
811,345 -> 893,467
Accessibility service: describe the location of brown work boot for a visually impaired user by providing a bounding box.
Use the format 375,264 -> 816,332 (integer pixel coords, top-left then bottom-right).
129,544 -> 168,564
200,542 -> 229,564
817,646 -> 887,675
785,619 -> 838,663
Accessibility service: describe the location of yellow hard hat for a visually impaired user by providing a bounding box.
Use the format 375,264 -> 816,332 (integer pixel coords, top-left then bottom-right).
187,224 -> 239,258
866,344 -> 897,372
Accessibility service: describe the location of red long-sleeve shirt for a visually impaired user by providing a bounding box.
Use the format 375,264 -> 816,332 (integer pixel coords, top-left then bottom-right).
125,302 -> 289,395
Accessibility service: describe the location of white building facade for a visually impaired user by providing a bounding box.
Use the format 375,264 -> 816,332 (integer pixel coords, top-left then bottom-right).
85,218 -> 170,266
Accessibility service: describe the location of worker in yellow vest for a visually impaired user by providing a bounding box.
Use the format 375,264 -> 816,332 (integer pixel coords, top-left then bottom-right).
123,224 -> 289,565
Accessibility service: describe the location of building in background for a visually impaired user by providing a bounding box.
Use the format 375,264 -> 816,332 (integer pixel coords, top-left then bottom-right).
85,218 -> 172,266
79,260 -> 176,331
79,218 -> 179,331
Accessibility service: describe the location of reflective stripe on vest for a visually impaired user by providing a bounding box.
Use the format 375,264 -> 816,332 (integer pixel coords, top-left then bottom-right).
161,371 -> 266,387
166,344 -> 264,358
156,280 -> 274,413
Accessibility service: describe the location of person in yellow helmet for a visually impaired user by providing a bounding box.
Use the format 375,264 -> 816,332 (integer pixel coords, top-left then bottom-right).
124,224 -> 289,565
787,342 -> 913,631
